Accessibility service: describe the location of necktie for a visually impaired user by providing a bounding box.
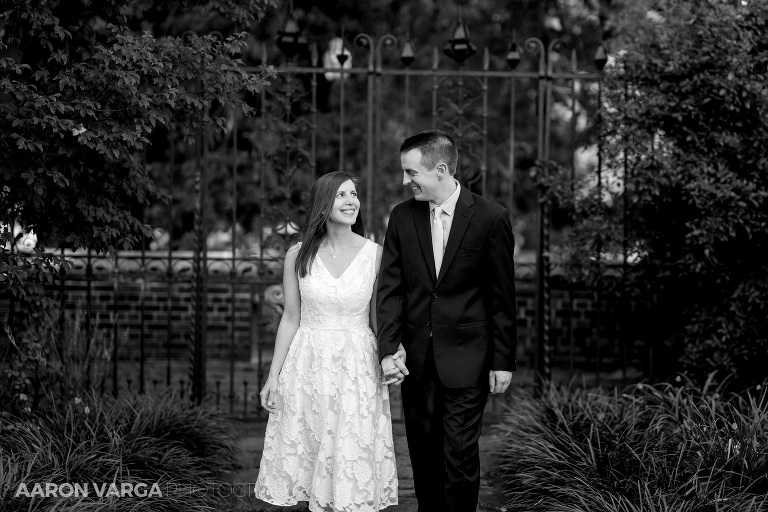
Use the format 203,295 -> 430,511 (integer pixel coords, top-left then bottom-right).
432,206 -> 444,276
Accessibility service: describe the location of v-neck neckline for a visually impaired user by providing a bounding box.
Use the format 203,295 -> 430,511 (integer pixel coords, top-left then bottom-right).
316,239 -> 368,280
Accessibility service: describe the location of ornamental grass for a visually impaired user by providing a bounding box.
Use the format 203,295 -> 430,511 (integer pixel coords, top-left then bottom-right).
494,375 -> 768,512
0,393 -> 238,512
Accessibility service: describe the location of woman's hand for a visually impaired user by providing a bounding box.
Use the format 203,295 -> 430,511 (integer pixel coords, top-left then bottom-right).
382,344 -> 408,386
259,376 -> 279,414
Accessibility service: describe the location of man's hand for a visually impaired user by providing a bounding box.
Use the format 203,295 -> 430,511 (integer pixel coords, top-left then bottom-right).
489,370 -> 513,394
382,344 -> 408,386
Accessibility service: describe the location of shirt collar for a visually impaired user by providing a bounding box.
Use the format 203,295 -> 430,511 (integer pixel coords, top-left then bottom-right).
430,179 -> 461,216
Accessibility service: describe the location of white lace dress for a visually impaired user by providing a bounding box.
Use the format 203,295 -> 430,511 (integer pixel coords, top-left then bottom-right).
255,240 -> 398,512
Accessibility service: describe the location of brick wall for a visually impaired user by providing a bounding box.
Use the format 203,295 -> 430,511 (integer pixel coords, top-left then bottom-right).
1,274 -> 650,373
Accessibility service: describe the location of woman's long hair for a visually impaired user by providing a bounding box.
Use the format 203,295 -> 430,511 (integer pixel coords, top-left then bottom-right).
295,171 -> 367,277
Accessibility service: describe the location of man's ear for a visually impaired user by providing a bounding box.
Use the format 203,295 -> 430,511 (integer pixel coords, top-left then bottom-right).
436,162 -> 448,179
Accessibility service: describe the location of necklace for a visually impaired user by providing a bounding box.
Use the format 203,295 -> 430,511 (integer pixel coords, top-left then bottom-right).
323,240 -> 337,259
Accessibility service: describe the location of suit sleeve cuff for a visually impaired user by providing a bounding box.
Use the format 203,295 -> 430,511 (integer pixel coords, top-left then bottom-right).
379,350 -> 396,364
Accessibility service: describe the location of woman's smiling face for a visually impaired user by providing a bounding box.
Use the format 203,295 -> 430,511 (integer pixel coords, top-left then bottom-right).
327,179 -> 360,226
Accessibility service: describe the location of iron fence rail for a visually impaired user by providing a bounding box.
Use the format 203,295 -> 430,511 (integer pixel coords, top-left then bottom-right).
1,30 -> 652,417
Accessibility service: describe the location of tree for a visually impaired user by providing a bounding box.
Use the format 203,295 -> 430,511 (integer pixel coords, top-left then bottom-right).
0,0 -> 278,321
553,0 -> 768,389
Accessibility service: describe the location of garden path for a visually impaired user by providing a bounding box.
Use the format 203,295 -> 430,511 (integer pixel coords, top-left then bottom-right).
221,418 -> 508,512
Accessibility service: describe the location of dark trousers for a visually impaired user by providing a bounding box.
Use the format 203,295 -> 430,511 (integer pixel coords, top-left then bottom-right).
401,340 -> 489,512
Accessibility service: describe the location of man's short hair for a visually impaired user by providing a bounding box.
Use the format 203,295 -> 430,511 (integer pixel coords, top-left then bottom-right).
399,130 -> 458,175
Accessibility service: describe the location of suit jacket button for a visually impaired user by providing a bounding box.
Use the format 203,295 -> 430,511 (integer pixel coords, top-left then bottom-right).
426,321 -> 431,327
432,293 -> 438,299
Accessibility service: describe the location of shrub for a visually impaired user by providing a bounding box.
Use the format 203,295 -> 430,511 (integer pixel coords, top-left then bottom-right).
494,376 -> 768,512
1,1 -> 276,317
1,307 -> 114,417
0,394 -> 238,512
551,0 -> 768,389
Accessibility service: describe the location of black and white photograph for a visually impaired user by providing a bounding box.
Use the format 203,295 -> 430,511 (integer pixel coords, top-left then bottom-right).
2,0 -> 767,511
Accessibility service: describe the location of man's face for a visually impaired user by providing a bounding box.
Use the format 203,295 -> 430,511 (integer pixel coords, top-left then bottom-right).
401,148 -> 442,203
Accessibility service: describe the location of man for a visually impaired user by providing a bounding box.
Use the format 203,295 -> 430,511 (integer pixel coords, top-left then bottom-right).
377,130 -> 517,512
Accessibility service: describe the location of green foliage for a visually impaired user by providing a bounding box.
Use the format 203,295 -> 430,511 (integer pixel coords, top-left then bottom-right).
0,393 -> 238,511
494,377 -> 768,512
0,0 -> 277,319
550,0 -> 768,388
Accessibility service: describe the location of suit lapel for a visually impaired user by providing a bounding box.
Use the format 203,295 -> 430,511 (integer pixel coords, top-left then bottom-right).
436,187 -> 474,286
413,201 -> 437,282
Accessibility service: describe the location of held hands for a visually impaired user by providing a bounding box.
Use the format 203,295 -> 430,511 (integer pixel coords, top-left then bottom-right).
259,375 -> 279,414
489,370 -> 513,394
382,344 -> 408,386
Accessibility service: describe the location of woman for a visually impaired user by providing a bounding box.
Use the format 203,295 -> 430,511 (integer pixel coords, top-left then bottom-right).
255,171 -> 402,512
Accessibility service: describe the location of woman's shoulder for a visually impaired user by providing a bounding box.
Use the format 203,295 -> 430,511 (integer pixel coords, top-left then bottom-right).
354,234 -> 381,251
356,236 -> 381,263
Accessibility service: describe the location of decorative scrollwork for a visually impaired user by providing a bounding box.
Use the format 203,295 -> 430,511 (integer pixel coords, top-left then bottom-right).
524,37 -> 545,57
54,250 -> 288,281
436,76 -> 483,106
456,121 -> 485,186
546,39 -> 567,75
354,33 -> 398,71
353,33 -> 373,51
433,73 -> 486,191
376,35 -> 398,64
549,39 -> 566,54
263,73 -> 312,121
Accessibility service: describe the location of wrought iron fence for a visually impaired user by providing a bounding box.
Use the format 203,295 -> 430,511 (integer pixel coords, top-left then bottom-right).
2,19 -> 656,418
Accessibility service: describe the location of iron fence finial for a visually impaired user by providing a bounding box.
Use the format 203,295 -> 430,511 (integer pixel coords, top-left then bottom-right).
443,19 -> 476,65
276,15 -> 306,59
594,44 -> 608,71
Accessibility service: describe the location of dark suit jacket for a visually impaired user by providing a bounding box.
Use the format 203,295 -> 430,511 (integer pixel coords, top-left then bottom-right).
377,186 -> 517,388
